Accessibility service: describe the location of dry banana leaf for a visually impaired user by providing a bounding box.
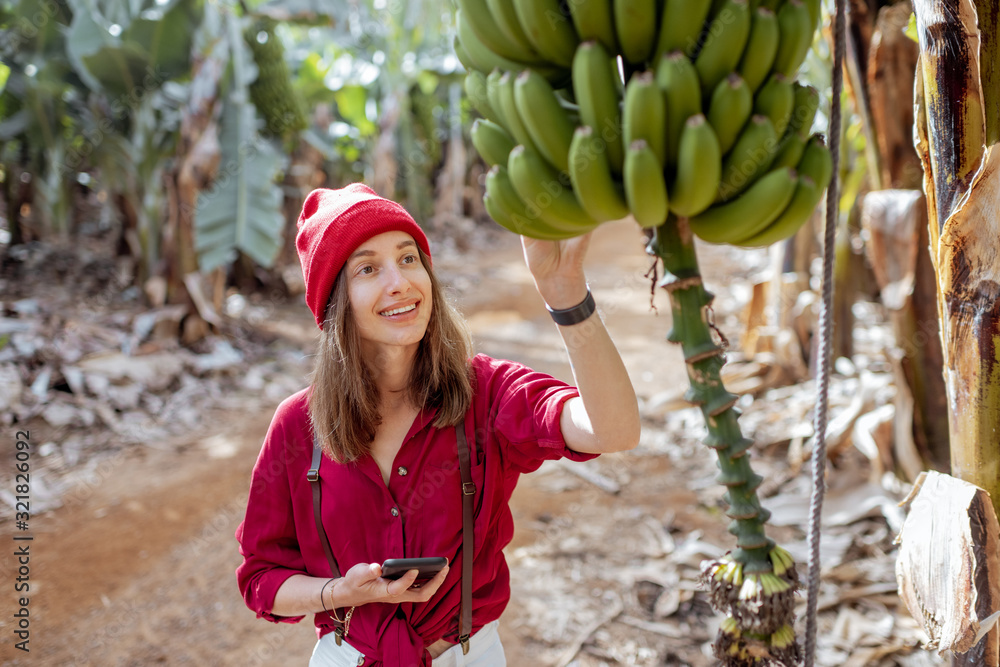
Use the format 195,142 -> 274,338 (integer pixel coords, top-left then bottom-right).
859,190 -> 949,470
866,3 -> 922,189
895,470 -> 1000,656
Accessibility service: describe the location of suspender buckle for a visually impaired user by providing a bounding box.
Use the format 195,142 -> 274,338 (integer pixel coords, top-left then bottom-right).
462,482 -> 476,496
307,467 -> 319,482
459,634 -> 470,655
334,627 -> 344,646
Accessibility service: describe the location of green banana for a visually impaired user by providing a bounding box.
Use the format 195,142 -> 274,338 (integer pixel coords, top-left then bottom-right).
456,0 -> 536,63
485,68 -> 509,130
623,71 -> 667,167
773,0 -> 813,78
471,118 -> 516,168
796,134 -> 834,191
484,193 -> 527,237
485,170 -> 533,237
512,0 -> 579,67
496,71 -> 540,156
733,174 -> 820,247
624,140 -> 670,228
568,0 -> 619,54
770,129 -> 807,170
464,71 -> 502,125
753,73 -> 794,137
787,83 -> 819,138
802,0 -> 821,33
508,145 -> 598,232
717,114 -> 779,202
614,0 -> 658,65
736,7 -> 779,93
514,69 -> 575,173
485,0 -> 541,60
689,166 -> 798,243
707,73 -> 752,155
486,165 -> 580,239
573,41 -> 626,174
568,126 -> 630,222
670,114 -> 722,217
454,36 -> 477,73
655,51 -> 702,169
456,9 -> 528,73
694,0 -> 751,96
654,0 -> 713,60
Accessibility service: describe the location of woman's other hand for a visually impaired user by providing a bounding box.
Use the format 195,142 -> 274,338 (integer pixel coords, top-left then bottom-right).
338,561 -> 450,606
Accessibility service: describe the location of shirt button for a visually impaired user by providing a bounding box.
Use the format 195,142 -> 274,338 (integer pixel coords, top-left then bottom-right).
390,507 -> 399,517
397,466 -> 408,476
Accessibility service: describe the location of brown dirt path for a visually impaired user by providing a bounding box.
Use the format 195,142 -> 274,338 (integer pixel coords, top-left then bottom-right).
4,221 -> 754,666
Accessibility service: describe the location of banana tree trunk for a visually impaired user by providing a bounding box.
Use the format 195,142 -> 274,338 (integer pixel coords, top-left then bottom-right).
165,29 -> 225,341
913,0 -> 1000,663
914,0 -> 1000,523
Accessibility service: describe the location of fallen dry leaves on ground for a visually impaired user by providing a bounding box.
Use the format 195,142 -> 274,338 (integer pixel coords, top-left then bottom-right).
0,226 -> 952,666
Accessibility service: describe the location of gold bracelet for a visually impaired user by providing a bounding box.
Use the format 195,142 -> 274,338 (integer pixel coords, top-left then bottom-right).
343,606 -> 355,637
321,578 -> 355,631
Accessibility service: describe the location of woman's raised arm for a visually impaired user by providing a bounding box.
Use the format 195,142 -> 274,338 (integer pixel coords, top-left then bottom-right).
520,234 -> 641,454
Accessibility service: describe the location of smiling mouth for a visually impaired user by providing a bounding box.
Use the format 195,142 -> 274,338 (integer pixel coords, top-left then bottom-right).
380,303 -> 417,317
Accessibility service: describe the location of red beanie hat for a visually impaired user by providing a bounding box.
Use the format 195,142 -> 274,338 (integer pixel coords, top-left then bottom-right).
295,184 -> 431,329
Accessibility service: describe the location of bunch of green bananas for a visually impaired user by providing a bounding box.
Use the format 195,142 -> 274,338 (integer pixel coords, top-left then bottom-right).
245,17 -> 308,139
459,0 -> 831,248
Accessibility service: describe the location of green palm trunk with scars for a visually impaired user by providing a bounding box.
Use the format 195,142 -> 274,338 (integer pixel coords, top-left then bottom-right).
649,216 -> 799,666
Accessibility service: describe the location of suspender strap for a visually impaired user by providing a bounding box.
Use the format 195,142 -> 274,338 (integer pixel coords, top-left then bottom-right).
309,434 -> 342,578
308,424 -> 477,653
309,434 -> 346,644
456,418 -> 475,654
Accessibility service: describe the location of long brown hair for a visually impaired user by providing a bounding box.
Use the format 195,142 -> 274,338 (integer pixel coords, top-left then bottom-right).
308,247 -> 474,462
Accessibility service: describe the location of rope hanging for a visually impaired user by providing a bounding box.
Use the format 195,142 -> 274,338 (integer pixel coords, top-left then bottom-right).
802,0 -> 847,664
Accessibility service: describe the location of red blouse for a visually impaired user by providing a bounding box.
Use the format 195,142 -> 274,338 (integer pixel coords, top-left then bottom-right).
235,354 -> 597,666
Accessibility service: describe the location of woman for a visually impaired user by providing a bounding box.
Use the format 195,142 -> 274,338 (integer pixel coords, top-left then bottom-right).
236,184 -> 640,666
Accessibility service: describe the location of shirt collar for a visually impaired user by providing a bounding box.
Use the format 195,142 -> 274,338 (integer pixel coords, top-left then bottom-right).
406,405 -> 439,440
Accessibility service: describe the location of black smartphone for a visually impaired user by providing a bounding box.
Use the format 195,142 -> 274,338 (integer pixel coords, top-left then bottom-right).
381,557 -> 448,581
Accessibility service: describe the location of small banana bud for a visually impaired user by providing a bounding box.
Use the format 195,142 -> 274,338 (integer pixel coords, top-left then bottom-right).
768,545 -> 792,576
739,573 -> 762,600
760,573 -> 791,596
720,616 -> 741,636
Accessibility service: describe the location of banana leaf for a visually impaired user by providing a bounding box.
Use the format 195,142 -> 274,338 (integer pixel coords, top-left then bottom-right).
65,0 -> 201,98
193,11 -> 285,273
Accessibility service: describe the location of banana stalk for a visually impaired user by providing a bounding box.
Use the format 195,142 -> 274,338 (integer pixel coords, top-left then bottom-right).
648,215 -> 799,666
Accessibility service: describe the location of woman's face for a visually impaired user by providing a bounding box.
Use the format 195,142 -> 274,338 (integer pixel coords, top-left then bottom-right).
344,230 -> 432,359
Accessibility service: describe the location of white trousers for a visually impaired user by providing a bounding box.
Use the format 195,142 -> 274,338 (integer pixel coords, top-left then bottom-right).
309,619 -> 505,667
